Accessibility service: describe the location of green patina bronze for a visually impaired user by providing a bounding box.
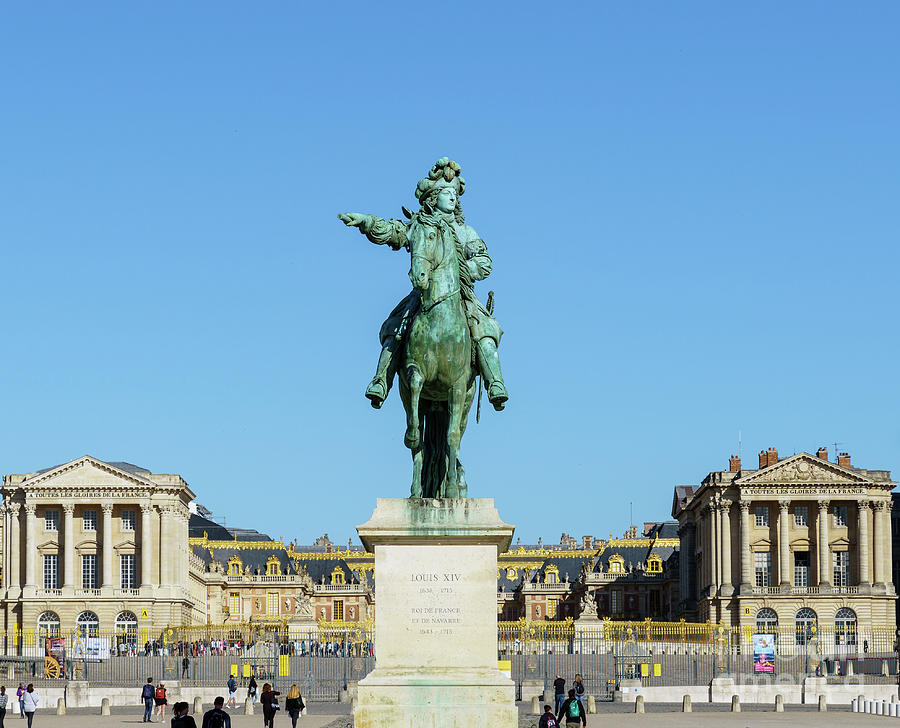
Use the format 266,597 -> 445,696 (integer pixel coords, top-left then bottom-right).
338,157 -> 508,499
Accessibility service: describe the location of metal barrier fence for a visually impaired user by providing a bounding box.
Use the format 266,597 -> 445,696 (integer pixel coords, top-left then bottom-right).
0,620 -> 895,700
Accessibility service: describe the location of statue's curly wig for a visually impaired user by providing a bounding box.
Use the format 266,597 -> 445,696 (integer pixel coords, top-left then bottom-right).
415,157 -> 466,223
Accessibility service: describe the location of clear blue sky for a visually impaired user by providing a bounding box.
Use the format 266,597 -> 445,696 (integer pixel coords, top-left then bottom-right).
2,2 -> 898,546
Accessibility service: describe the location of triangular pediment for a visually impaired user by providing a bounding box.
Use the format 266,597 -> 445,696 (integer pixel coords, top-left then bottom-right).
736,453 -> 868,486
18,456 -> 154,491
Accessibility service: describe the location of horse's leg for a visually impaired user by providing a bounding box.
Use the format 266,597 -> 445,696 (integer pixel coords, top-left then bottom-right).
399,371 -> 424,498
444,377 -> 467,498
454,377 -> 477,498
404,365 -> 424,450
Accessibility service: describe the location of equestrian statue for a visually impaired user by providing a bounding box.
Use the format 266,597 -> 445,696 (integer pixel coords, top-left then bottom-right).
338,157 -> 508,499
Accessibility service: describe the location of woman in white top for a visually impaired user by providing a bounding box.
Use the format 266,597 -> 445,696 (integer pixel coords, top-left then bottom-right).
0,685 -> 9,728
21,686 -> 37,728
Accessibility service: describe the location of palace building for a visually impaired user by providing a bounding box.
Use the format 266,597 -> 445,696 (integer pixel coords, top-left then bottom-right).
0,456 -> 682,642
673,447 -> 897,633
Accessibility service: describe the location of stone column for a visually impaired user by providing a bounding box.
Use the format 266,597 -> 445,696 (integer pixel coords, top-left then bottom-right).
720,499 -> 733,596
712,503 -> 720,590
62,502 -> 75,589
699,506 -> 709,595
159,505 -> 171,586
778,500 -> 791,587
101,502 -> 114,588
817,499 -> 831,587
873,500 -> 887,588
739,501 -> 752,591
140,500 -> 153,588
858,501 -> 871,586
24,503 -> 36,588
8,504 -> 21,589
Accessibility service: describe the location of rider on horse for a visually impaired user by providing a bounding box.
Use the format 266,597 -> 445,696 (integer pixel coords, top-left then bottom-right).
339,157 -> 509,413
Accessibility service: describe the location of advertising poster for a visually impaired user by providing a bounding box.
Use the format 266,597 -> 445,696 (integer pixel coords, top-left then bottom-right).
71,636 -> 110,660
44,637 -> 65,677
753,634 -> 775,673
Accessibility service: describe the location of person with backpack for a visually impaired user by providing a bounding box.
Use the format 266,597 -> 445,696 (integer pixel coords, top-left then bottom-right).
259,683 -> 280,728
247,677 -> 258,704
201,697 -> 231,728
573,674 -> 585,704
140,678 -> 155,722
226,676 -> 237,709
539,704 -> 559,728
284,685 -> 304,728
171,702 -> 197,728
15,686 -> 23,721
154,683 -> 168,723
20,686 -> 37,728
557,688 -> 586,727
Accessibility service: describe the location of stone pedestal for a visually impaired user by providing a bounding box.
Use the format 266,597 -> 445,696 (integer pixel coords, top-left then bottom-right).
354,498 -> 516,728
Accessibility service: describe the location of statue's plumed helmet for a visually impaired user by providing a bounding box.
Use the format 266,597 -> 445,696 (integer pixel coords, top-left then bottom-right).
415,157 -> 465,202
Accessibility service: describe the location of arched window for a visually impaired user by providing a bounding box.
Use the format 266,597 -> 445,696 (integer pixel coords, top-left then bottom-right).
37,611 -> 61,637
756,608 -> 778,633
331,567 -> 345,585
835,607 -> 857,646
795,608 -> 817,645
115,611 -> 138,635
227,556 -> 242,576
265,555 -> 281,576
76,610 -> 100,637
608,554 -> 624,573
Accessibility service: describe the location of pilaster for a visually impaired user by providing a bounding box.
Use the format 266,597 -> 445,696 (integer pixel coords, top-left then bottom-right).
739,501 -> 752,592
778,499 -> 791,588
23,503 -> 36,592
817,499 -> 831,588
101,502 -> 114,589
62,502 -> 75,589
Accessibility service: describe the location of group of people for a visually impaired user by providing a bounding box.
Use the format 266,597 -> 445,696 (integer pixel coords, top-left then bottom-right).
542,673 -> 587,727
141,677 -> 305,727
0,685 -> 39,728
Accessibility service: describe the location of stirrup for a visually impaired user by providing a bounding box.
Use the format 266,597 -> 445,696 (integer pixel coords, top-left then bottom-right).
488,382 -> 508,411
365,377 -> 387,409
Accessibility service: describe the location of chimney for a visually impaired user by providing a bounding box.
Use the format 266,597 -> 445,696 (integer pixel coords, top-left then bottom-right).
838,452 -> 851,468
766,447 -> 779,467
729,455 -> 741,472
582,535 -> 593,550
816,447 -> 828,460
758,450 -> 768,469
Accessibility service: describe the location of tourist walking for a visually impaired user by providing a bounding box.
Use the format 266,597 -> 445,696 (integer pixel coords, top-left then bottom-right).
154,683 -> 168,722
553,675 -> 566,715
556,689 -> 586,728
284,685 -> 304,728
0,686 -> 9,728
141,678 -> 155,722
573,673 -> 585,704
247,677 -> 258,704
171,702 -> 197,728
21,686 -> 37,728
259,683 -> 280,728
201,697 -> 231,728
539,704 -> 559,728
15,686 -> 23,720
182,657 -> 190,679
226,676 -> 237,709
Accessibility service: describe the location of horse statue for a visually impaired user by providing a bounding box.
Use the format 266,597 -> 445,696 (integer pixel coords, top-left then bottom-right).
400,216 -> 477,498
337,157 -> 508,499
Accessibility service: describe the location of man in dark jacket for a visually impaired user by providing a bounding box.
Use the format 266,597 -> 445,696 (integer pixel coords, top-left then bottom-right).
140,678 -> 154,722
201,697 -> 232,728
553,675 -> 566,714
557,688 -> 587,727
539,704 -> 559,728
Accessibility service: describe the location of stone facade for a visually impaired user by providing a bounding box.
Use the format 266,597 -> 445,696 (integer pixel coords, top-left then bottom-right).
673,448 -> 897,633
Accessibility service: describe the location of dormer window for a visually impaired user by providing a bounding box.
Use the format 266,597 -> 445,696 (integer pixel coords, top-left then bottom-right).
609,554 -> 624,573
331,566 -> 346,585
265,555 -> 281,576
228,556 -> 242,576
646,554 -> 663,573
506,567 -> 517,579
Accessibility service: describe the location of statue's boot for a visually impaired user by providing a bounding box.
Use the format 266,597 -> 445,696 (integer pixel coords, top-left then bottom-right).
476,338 -> 508,411
365,344 -> 393,409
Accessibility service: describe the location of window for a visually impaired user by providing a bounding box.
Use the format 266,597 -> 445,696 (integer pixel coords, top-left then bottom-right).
545,571 -> 557,584
646,555 -> 663,573
611,590 -> 622,614
82,509 -> 97,531
37,611 -> 61,637
756,608 -> 778,632
609,556 -> 624,573
794,506 -> 808,527
45,510 -> 59,531
43,554 -> 59,589
266,557 -> 280,576
76,610 -> 100,637
755,506 -> 769,527
331,567 -> 345,585
754,552 -> 771,587
228,592 -> 241,617
228,557 -> 242,576
547,597 -> 559,619
267,592 -> 279,616
835,607 -> 857,646
121,509 -> 136,531
82,554 -> 98,589
833,551 -> 849,587
795,608 -> 817,645
833,505 -> 848,527
333,599 -> 344,621
506,567 -> 517,579
115,611 -> 137,635
120,554 -> 136,589
793,551 -> 809,587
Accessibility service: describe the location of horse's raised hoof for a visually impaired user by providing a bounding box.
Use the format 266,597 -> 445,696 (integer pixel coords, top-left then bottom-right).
365,377 -> 387,409
404,427 -> 420,450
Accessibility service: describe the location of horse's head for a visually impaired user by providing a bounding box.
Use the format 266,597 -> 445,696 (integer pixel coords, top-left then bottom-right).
409,229 -> 436,292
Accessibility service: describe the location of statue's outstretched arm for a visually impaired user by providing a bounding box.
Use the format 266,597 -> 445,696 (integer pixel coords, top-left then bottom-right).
337,213 -> 408,251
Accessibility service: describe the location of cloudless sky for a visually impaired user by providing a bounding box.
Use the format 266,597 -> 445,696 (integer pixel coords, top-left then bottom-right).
2,2 -> 898,546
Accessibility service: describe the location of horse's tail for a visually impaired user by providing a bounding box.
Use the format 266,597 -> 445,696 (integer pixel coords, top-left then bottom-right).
421,404 -> 450,499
